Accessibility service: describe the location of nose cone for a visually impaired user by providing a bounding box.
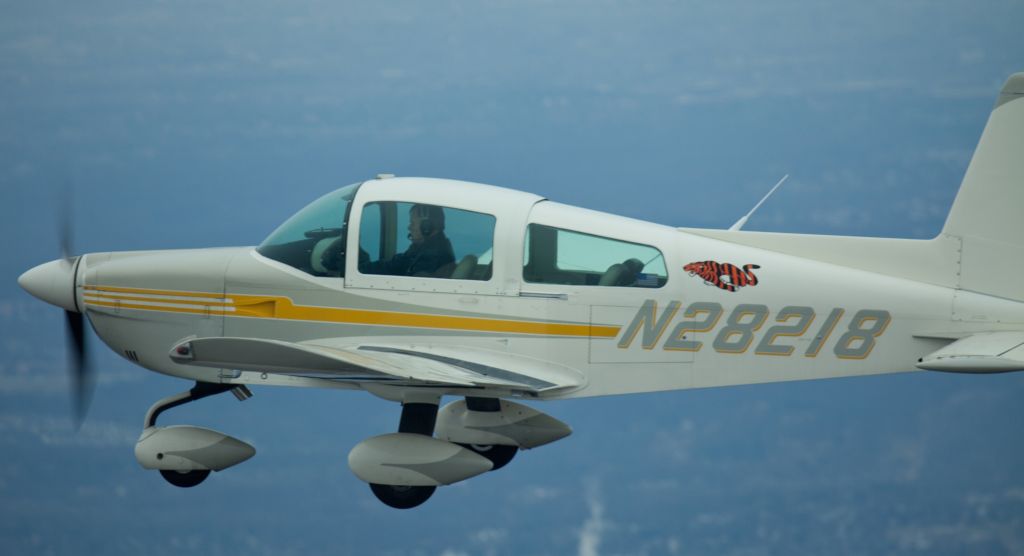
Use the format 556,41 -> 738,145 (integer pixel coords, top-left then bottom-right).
18,258 -> 79,312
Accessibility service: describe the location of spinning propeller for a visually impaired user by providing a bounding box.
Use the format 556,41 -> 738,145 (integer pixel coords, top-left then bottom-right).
18,204 -> 93,428
62,213 -> 93,428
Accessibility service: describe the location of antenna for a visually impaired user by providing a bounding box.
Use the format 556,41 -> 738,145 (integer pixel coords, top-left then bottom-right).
728,174 -> 789,231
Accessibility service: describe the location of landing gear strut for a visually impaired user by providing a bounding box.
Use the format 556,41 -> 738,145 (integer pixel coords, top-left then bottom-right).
369,401 -> 439,509
144,381 -> 240,429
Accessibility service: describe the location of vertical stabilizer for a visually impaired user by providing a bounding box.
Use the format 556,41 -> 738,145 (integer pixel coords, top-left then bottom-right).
941,73 -> 1024,301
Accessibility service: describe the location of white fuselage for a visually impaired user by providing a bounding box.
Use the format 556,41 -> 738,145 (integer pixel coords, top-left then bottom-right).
74,178 -> 1024,400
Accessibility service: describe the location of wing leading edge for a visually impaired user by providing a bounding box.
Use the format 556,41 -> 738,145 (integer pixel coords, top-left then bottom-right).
168,337 -> 585,395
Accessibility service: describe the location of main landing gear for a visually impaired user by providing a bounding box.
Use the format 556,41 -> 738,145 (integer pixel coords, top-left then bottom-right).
352,396 -> 533,510
368,401 -> 440,509
453,397 -> 518,471
159,468 -> 210,488
134,381 -> 255,488
457,443 -> 518,471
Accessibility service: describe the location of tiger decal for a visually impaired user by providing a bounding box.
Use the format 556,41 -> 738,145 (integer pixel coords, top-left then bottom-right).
683,260 -> 761,292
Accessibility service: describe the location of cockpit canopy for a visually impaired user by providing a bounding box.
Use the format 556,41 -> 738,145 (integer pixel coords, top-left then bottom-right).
257,182 -> 360,276
257,177 -> 669,289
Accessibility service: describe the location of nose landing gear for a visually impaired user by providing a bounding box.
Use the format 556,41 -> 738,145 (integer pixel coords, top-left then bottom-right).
135,381 -> 255,488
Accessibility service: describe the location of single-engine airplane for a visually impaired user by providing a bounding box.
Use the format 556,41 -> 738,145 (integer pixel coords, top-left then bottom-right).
18,74 -> 1024,509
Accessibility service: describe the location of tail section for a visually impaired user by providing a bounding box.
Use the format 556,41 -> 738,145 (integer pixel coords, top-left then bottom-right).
680,73 -> 1024,300
941,73 -> 1024,301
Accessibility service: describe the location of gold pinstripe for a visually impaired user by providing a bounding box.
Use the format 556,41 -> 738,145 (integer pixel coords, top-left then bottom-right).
83,285 -> 621,338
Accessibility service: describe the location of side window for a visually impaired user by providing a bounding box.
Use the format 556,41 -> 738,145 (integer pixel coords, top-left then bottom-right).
523,224 -> 667,288
358,202 -> 495,281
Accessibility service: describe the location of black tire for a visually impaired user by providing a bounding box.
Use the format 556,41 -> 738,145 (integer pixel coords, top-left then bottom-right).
159,469 -> 210,488
369,483 -> 436,509
458,443 -> 518,471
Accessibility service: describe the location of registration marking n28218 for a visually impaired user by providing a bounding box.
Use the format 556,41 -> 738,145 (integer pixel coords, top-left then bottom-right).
617,301 -> 890,358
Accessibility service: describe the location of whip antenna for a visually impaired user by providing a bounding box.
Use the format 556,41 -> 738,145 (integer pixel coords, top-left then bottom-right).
729,174 -> 789,231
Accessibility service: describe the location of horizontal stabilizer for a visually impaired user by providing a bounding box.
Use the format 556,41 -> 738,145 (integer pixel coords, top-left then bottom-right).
916,331 -> 1024,373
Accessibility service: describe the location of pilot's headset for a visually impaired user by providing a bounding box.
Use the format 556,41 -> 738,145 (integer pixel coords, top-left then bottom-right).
411,204 -> 445,238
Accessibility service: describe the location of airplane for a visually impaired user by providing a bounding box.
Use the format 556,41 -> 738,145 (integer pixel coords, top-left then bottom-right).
17,73 -> 1023,509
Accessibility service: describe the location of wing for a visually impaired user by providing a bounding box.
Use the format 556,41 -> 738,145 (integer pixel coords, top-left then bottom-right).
168,337 -> 585,395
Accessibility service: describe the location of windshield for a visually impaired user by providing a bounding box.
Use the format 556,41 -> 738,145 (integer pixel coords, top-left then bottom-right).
257,182 -> 361,276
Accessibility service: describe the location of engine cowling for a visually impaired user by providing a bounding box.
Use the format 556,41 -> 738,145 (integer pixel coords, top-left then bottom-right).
134,425 -> 255,472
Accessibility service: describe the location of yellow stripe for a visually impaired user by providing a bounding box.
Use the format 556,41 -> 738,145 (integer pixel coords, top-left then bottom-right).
84,293 -> 234,307
85,286 -> 620,338
85,299 -> 234,316
84,285 -> 227,300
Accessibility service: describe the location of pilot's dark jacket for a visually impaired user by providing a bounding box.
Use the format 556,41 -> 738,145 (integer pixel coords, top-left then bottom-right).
361,233 -> 455,277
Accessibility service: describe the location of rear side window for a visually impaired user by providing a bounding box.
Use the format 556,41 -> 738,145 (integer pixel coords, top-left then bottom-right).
358,201 -> 495,281
523,224 -> 667,287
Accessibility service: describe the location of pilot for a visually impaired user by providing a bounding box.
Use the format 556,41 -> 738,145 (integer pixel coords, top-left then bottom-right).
361,204 -> 455,277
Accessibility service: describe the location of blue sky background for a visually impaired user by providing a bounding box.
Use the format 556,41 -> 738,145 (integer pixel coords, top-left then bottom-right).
3,1 -> 1024,554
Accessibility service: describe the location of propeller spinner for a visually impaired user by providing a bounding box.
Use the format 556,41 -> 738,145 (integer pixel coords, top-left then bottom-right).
18,251 -> 93,428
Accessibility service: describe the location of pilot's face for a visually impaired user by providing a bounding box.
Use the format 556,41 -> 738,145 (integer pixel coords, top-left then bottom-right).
408,212 -> 425,244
